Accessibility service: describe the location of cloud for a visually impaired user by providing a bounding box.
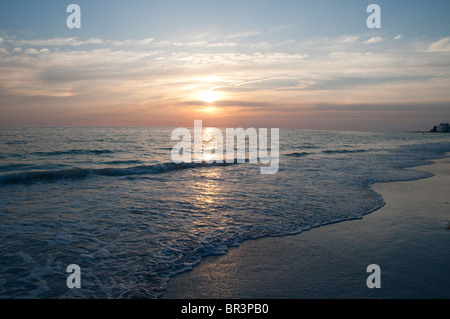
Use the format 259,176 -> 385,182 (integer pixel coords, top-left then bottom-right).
24,48 -> 39,55
14,37 -> 103,47
13,37 -> 156,48
166,52 -> 308,67
183,41 -> 237,48
304,36 -> 356,47
1,33 -> 449,115
7,36 -> 238,51
225,30 -> 263,39
153,39 -> 237,48
427,37 -> 450,52
301,35 -> 361,53
363,36 -> 382,44
106,38 -> 154,47
181,100 -> 273,108
341,36 -> 359,44
275,39 -> 296,47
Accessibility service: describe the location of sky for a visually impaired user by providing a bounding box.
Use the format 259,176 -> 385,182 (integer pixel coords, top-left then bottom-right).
0,0 -> 449,131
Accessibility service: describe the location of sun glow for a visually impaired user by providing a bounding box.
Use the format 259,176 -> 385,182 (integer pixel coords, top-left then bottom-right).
202,106 -> 218,114
199,89 -> 221,103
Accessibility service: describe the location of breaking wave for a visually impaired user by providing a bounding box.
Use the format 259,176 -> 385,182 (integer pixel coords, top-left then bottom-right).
0,161 -> 239,186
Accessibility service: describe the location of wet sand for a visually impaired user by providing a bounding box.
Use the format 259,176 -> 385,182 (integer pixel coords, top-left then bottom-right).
162,157 -> 450,299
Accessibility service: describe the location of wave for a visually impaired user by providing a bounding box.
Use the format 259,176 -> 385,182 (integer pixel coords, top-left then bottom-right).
5,141 -> 27,145
285,152 -> 310,157
31,149 -> 115,156
322,149 -> 369,154
285,149 -> 371,157
296,145 -> 319,149
102,160 -> 143,165
0,161 -> 239,186
0,163 -> 34,171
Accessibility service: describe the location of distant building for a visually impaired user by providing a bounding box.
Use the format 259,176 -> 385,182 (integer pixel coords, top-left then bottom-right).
440,123 -> 450,133
430,123 -> 450,133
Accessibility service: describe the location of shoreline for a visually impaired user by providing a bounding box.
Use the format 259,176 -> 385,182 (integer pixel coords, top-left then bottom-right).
162,156 -> 450,299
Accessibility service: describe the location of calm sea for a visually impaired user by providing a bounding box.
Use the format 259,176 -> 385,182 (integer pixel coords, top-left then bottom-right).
0,126 -> 449,298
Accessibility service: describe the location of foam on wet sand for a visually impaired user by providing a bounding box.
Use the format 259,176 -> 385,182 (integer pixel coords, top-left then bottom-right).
163,157 -> 450,299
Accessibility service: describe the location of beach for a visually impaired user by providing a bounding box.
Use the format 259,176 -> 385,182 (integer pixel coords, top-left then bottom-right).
162,156 -> 450,299
2,128 -> 449,299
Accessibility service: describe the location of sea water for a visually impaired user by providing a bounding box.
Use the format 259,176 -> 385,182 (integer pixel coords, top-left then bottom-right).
0,126 -> 449,298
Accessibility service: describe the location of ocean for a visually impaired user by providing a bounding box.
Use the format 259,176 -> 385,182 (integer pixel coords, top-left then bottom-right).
0,126 -> 449,299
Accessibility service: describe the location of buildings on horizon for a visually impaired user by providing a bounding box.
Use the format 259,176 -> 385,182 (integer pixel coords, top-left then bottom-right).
430,123 -> 450,133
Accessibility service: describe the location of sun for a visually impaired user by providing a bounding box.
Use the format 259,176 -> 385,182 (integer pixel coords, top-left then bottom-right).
199,89 -> 221,103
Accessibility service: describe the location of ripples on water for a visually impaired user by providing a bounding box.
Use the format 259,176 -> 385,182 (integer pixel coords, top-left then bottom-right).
0,127 -> 449,298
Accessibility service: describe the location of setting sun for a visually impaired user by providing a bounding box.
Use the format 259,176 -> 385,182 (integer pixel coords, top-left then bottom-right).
199,89 -> 222,103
